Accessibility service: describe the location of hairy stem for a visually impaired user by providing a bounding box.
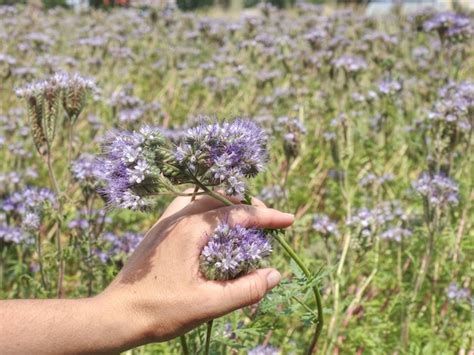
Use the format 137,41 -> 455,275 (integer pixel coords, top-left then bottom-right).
36,232 -> 49,292
46,153 -> 64,298
179,335 -> 189,355
204,320 -> 213,355
273,232 -> 323,354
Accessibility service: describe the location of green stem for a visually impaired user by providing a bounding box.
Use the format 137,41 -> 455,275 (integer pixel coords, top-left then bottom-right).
46,153 -> 64,298
36,233 -> 49,292
273,232 -> 323,354
188,175 -> 234,206
179,335 -> 189,355
204,320 -> 213,355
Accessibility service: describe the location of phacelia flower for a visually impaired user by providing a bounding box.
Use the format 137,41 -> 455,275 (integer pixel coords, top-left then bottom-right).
71,153 -> 104,184
312,214 -> 340,237
1,186 -> 56,216
259,185 -> 285,204
248,345 -> 280,355
347,201 -> 409,238
175,118 -> 268,197
332,55 -> 368,73
200,223 -> 272,280
380,227 -> 412,242
98,125 -> 168,210
0,223 -> 28,244
428,81 -> 473,132
21,212 -> 41,232
101,231 -> 143,259
413,173 -> 459,207
378,79 -> 402,96
446,282 -> 470,302
423,12 -> 472,42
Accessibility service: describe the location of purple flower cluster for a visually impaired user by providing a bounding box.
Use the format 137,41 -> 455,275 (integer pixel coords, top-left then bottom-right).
71,153 -> 102,184
413,173 -> 459,207
175,119 -> 268,196
109,86 -> 161,124
1,186 -> 56,216
248,345 -> 280,355
359,173 -> 394,188
347,201 -> 409,239
332,55 -> 368,73
312,214 -> 340,237
378,79 -> 402,96
259,185 -> 285,204
96,231 -> 143,262
200,223 -> 272,280
380,227 -> 412,242
68,208 -> 111,232
0,223 -> 30,244
428,81 -> 473,132
99,125 -> 166,210
423,12 -> 472,41
446,282 -> 470,302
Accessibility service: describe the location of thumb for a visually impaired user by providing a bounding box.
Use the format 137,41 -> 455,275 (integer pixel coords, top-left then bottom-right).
206,268 -> 281,317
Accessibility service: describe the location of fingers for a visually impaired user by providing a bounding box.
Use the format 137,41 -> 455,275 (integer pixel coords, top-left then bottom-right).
203,204 -> 294,230
203,268 -> 281,317
161,191 -> 267,220
160,192 -> 221,220
250,197 -> 266,208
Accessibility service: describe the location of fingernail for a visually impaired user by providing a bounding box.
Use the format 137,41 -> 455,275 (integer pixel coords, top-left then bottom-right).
266,270 -> 281,289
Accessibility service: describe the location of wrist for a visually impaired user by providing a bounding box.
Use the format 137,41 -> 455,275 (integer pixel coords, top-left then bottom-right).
91,291 -> 151,352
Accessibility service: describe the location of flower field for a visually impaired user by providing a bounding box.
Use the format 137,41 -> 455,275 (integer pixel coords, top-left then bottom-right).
0,2 -> 472,354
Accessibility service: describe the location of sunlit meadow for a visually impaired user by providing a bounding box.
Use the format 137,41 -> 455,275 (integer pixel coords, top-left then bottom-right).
0,2 -> 472,354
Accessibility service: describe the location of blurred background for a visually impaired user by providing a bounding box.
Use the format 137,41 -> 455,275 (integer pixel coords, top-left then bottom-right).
3,0 -> 474,13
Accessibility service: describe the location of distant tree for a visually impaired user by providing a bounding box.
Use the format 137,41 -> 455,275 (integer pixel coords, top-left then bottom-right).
176,0 -> 214,11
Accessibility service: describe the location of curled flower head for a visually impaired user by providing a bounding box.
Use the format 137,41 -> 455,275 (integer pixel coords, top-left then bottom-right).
15,72 -> 96,155
200,223 -> 272,280
275,116 -> 306,159
56,72 -> 97,122
175,118 -> 268,197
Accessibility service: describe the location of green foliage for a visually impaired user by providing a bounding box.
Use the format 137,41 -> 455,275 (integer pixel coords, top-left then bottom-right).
177,0 -> 214,11
42,0 -> 69,8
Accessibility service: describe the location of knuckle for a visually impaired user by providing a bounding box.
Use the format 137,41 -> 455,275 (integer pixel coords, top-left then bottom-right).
229,205 -> 254,223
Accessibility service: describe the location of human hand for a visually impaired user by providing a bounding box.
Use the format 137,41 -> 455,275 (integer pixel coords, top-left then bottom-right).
95,192 -> 294,350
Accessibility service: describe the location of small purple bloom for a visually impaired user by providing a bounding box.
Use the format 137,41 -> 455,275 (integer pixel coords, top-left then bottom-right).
332,55 -> 367,73
413,173 -> 459,207
447,282 -> 470,302
312,214 -> 340,237
248,345 -> 280,355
